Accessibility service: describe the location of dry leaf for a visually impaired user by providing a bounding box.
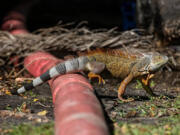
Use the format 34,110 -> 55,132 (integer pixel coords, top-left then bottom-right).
33,98 -> 39,102
37,110 -> 48,116
125,110 -> 137,118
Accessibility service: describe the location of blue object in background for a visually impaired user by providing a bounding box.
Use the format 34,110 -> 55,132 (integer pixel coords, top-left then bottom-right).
121,1 -> 136,30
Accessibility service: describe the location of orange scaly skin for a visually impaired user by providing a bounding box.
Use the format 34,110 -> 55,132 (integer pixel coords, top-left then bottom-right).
86,48 -> 168,102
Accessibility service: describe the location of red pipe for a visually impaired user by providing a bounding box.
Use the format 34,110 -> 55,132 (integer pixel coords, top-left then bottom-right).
1,11 -> 28,34
1,0 -> 38,34
24,52 -> 109,135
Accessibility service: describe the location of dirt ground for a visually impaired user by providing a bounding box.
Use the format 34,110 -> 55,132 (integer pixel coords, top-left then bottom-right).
0,64 -> 179,134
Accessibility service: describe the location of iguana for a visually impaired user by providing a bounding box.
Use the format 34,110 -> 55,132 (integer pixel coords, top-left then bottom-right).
15,48 -> 168,102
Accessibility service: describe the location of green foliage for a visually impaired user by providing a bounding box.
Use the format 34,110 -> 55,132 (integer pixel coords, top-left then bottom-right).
114,121 -> 180,135
135,80 -> 143,89
4,123 -> 54,135
113,94 -> 180,135
135,80 -> 156,89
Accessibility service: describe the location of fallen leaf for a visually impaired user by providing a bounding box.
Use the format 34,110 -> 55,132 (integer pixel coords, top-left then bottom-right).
5,90 -> 12,95
21,103 -> 30,113
121,124 -> 128,134
164,125 -> 171,130
37,110 -> 48,116
33,98 -> 39,102
35,118 -> 42,123
125,110 -> 137,118
15,77 -> 33,82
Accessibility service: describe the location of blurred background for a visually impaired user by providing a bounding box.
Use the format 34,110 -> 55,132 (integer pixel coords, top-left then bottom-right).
0,0 -> 136,31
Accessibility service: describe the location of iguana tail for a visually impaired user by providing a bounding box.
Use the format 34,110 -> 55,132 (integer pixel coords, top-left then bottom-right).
16,56 -> 89,94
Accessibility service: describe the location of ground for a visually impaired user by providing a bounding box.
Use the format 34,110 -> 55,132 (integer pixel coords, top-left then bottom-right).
0,66 -> 179,135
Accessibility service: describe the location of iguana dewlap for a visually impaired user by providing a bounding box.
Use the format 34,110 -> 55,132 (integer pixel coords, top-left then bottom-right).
16,48 -> 168,102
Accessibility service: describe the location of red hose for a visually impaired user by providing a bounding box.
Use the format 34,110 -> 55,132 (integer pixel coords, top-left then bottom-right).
1,11 -> 28,34
24,52 -> 109,135
1,0 -> 37,34
1,11 -> 29,66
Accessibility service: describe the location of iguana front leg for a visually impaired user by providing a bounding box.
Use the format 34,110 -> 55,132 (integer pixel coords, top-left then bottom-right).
139,74 -> 157,96
118,73 -> 134,102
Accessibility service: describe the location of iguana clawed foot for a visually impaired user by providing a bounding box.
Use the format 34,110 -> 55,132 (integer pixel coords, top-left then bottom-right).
142,74 -> 154,86
88,72 -> 105,84
118,95 -> 134,102
140,74 -> 157,96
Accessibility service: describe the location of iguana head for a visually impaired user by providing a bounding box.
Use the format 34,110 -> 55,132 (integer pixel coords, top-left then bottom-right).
146,52 -> 168,72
